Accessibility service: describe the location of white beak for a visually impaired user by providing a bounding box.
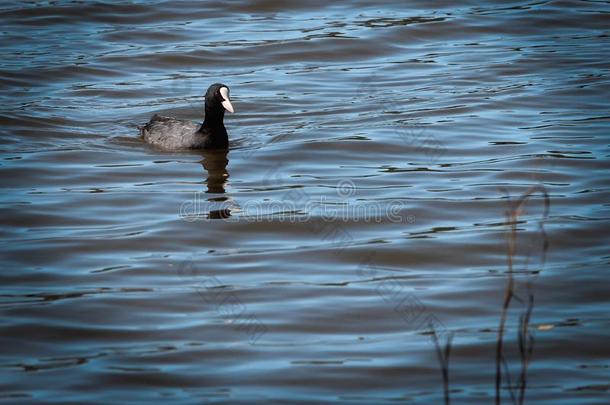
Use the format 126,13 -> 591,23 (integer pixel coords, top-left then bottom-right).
219,87 -> 234,113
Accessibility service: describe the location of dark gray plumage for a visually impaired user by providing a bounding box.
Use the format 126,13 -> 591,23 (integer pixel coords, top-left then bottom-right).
140,83 -> 234,150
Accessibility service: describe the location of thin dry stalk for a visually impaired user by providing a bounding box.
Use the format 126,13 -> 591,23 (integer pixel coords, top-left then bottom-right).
432,327 -> 454,405
517,294 -> 535,405
495,185 -> 549,405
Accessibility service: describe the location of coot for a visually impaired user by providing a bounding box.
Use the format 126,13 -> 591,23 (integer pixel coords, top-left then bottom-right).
140,83 -> 234,150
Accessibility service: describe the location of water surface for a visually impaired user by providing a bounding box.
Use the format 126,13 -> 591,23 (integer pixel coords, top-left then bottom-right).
1,0 -> 609,403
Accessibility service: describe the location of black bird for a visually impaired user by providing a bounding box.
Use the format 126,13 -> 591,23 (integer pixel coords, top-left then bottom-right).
140,83 -> 234,150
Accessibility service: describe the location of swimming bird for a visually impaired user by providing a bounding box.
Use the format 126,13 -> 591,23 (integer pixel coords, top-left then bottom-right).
140,83 -> 234,150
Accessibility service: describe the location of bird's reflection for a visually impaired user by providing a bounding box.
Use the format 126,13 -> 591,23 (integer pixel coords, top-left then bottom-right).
200,149 -> 232,219
201,149 -> 229,194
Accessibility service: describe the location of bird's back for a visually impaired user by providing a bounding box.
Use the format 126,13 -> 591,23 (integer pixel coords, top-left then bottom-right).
140,114 -> 200,150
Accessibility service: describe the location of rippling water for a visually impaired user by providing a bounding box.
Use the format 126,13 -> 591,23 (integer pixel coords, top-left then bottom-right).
1,1 -> 609,403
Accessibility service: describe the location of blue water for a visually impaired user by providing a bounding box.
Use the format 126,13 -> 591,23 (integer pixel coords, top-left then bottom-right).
1,1 -> 609,403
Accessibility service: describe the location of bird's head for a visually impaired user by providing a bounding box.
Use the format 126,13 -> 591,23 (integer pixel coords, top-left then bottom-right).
205,83 -> 234,113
